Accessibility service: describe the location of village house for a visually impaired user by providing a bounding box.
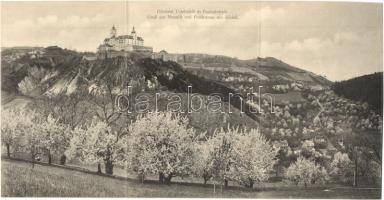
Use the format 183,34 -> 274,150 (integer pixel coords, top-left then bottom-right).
151,50 -> 179,62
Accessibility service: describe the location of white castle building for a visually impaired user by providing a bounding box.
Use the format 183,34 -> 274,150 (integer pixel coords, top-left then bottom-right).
97,26 -> 153,58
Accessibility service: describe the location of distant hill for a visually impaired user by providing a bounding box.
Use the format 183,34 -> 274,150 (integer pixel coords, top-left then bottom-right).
1,46 -> 44,56
172,54 -> 332,87
331,72 -> 383,112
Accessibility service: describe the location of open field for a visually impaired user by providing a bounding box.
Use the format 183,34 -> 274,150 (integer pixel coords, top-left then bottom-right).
1,159 -> 381,198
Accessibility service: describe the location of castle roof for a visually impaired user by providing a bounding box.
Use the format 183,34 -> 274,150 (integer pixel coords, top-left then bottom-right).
115,35 -> 144,41
104,26 -> 144,41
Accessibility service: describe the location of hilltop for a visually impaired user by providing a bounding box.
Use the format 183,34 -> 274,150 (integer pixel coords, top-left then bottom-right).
164,53 -> 332,92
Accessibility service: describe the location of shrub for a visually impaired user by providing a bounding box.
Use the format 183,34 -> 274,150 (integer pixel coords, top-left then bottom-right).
285,156 -> 329,187
195,127 -> 278,188
329,152 -> 353,183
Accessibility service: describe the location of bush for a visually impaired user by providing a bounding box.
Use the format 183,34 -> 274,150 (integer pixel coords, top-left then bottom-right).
285,156 -> 329,187
194,128 -> 278,188
329,152 -> 353,183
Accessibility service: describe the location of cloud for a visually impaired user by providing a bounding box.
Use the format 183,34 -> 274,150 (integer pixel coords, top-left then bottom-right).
37,15 -> 58,26
283,37 -> 330,53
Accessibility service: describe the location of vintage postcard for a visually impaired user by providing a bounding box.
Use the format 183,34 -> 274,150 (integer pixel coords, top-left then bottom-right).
0,1 -> 382,198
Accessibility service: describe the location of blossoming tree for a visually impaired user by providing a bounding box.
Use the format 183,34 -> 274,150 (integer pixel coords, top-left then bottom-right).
122,112 -> 195,183
1,109 -> 32,158
228,128 -> 278,188
39,114 -> 71,164
285,156 -> 329,187
67,119 -> 123,174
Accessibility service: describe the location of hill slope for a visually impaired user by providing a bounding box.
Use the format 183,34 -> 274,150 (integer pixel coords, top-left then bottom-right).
1,47 -> 333,122
2,46 -> 382,185
331,72 -> 383,113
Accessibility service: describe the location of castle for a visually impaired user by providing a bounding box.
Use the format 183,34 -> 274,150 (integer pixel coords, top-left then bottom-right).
97,26 -> 153,59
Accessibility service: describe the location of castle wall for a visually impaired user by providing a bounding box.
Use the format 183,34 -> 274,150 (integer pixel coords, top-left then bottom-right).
97,50 -> 152,60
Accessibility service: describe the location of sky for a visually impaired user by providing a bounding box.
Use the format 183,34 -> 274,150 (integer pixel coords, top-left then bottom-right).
1,1 -> 382,81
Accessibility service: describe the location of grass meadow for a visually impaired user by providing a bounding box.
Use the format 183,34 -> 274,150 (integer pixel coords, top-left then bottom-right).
1,159 -> 381,198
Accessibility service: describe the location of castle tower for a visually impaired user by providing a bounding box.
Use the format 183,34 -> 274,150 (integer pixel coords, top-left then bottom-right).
131,26 -> 137,40
110,25 -> 117,38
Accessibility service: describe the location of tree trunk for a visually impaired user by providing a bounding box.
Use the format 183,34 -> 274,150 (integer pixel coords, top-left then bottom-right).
213,181 -> 216,195
159,172 -> 164,183
249,179 -> 254,188
48,151 -> 52,165
164,175 -> 172,184
105,160 -> 113,175
204,176 -> 209,185
6,144 -> 10,158
276,164 -> 281,177
31,152 -> 35,169
140,173 -> 145,184
224,179 -> 228,187
104,147 -> 114,175
353,158 -> 358,187
203,172 -> 210,185
60,155 -> 66,165
97,163 -> 102,174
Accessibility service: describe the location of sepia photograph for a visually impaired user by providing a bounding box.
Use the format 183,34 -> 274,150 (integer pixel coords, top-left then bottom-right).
0,0 -> 383,198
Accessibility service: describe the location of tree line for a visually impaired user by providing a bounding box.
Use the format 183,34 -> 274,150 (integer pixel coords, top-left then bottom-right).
331,72 -> 383,113
2,107 -> 338,188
